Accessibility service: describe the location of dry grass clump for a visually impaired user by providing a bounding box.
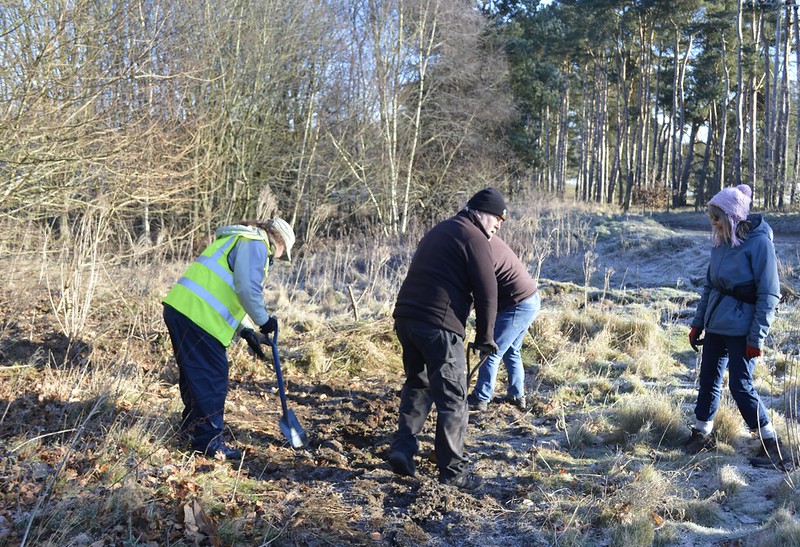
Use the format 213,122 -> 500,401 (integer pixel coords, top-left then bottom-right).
609,512 -> 655,546
558,307 -> 612,345
768,469 -> 800,507
718,464 -> 748,495
536,346 -> 586,387
608,392 -> 685,446
612,372 -> 647,395
625,349 -> 672,380
292,318 -> 402,377
607,307 -> 663,354
753,508 -> 800,546
707,404 -> 747,446
679,494 -> 724,527
595,465 -> 682,546
566,412 -> 610,449
526,305 -> 569,360
554,377 -> 615,407
531,299 -> 671,393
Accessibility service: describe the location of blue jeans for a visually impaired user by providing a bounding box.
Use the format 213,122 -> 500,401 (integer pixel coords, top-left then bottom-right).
472,293 -> 541,402
695,332 -> 770,430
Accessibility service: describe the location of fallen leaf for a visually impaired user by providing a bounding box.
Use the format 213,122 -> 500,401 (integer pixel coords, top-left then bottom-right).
650,512 -> 664,527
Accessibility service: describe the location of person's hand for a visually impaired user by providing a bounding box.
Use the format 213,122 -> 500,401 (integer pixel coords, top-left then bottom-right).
689,327 -> 703,352
260,316 -> 278,336
472,341 -> 498,355
240,328 -> 262,353
745,345 -> 762,359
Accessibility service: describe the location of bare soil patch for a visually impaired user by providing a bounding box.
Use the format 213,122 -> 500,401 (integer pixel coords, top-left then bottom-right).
2,213 -> 800,546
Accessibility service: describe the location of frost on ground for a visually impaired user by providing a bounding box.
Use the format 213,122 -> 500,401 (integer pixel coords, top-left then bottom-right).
1,212 -> 800,546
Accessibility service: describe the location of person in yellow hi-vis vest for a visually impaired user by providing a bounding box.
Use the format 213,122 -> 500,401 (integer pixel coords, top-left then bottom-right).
163,218 -> 295,460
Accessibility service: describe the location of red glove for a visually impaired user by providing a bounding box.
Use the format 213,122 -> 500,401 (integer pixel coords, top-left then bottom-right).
689,327 -> 703,352
745,345 -> 761,359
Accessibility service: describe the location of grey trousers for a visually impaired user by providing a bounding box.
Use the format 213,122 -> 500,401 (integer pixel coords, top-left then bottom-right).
391,318 -> 468,481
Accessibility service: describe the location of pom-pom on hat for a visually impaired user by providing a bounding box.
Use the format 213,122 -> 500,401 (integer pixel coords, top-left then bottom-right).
708,184 -> 752,247
467,187 -> 507,220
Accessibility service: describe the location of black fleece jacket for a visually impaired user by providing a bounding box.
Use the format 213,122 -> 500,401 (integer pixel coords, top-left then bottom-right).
393,210 -> 497,345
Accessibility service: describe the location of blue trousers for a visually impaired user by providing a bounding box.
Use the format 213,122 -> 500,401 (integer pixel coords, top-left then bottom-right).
695,332 -> 770,430
391,318 -> 468,482
163,304 -> 229,451
472,293 -> 541,402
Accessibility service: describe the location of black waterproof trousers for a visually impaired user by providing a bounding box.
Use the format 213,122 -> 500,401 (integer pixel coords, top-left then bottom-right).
391,318 -> 468,482
163,304 -> 229,452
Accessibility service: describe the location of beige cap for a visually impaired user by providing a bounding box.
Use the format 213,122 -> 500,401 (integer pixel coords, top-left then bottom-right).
269,218 -> 295,262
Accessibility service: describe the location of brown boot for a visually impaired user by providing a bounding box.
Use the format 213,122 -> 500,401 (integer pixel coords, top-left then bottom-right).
682,428 -> 715,454
749,437 -> 791,471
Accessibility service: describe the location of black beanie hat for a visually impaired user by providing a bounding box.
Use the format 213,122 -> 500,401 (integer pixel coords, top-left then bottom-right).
467,187 -> 507,220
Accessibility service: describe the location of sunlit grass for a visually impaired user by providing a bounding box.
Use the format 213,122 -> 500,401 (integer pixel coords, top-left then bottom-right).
608,392 -> 685,447
2,207 -> 800,545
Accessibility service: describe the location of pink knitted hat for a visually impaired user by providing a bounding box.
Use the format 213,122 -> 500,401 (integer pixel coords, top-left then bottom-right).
708,184 -> 752,247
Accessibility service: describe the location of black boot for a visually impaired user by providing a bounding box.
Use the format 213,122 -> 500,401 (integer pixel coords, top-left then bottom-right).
749,437 -> 791,471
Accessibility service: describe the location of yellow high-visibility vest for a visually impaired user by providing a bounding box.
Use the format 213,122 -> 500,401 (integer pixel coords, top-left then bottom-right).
163,232 -> 269,346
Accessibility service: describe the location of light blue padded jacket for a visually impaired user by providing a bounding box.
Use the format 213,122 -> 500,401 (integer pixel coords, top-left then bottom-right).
690,214 -> 781,349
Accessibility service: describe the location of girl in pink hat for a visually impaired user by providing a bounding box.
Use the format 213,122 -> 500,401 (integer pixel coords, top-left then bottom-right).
684,184 -> 786,469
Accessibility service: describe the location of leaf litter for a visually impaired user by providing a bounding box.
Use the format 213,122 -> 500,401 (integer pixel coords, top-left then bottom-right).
1,213 -> 800,545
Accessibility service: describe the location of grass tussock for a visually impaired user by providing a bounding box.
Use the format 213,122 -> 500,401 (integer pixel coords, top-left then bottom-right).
531,302 -> 671,393
753,508 -> 800,546
3,206 -> 800,546
719,464 -> 748,495
680,495 -> 724,527
566,413 -> 608,449
707,404 -> 746,446
596,466 -> 678,546
609,512 -> 655,547
608,393 -> 685,446
292,317 -> 402,376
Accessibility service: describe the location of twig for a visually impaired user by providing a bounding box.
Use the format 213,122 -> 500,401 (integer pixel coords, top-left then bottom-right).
260,517 -> 293,546
532,446 -> 553,471
347,285 -> 359,322
230,449 -> 246,504
11,429 -> 78,453
20,395 -> 106,547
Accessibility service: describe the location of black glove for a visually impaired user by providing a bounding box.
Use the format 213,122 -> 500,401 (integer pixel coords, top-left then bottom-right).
471,341 -> 498,355
260,316 -> 278,336
240,328 -> 262,353
689,327 -> 703,352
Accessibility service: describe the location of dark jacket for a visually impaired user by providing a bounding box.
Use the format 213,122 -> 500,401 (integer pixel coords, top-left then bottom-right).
393,210 -> 497,345
690,214 -> 781,348
492,236 -> 538,311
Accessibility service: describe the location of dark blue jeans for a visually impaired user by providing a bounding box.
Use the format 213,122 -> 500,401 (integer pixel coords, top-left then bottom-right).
163,304 -> 229,451
695,332 -> 770,430
391,318 -> 468,482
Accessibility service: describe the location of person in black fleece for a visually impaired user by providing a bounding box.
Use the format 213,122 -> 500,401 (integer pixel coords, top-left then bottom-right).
388,187 -> 505,491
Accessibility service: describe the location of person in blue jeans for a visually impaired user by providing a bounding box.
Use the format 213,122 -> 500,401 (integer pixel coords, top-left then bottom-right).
468,235 -> 540,411
685,184 -> 785,470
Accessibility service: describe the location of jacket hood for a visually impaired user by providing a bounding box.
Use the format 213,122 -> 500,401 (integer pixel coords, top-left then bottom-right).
746,214 -> 773,242
215,224 -> 269,241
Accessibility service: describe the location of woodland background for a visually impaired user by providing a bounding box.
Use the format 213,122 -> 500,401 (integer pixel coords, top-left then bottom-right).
4,0 -> 800,261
